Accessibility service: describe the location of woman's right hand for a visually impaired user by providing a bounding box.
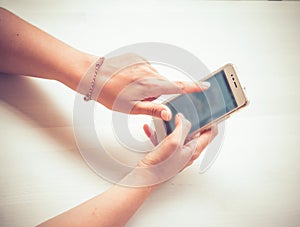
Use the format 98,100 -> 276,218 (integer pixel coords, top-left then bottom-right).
79,53 -> 210,121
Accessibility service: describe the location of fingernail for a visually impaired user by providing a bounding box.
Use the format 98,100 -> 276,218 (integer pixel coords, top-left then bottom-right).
161,110 -> 170,120
194,132 -> 200,138
200,81 -> 210,89
177,113 -> 185,120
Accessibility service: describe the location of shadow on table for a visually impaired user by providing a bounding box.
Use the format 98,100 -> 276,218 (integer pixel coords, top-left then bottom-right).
0,74 -> 81,158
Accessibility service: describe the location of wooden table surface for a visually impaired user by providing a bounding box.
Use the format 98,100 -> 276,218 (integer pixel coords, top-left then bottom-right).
0,1 -> 299,226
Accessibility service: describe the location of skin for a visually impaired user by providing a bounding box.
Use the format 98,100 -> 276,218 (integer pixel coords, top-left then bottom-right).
0,7 -> 217,226
38,115 -> 217,227
0,7 -> 210,121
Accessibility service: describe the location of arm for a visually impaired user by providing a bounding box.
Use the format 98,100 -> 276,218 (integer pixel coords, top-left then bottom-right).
0,8 -> 217,226
0,7 -> 96,90
38,115 -> 217,227
0,7 -> 210,120
38,184 -> 154,227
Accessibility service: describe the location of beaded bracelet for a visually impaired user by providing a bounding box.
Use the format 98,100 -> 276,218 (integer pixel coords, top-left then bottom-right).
83,57 -> 105,101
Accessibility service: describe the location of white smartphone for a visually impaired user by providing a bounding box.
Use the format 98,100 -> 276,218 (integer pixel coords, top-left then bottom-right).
153,64 -> 249,142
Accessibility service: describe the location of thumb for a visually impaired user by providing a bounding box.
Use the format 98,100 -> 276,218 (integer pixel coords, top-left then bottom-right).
131,101 -> 172,121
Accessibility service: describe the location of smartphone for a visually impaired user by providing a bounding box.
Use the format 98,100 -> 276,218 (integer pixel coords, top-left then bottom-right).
153,64 -> 249,142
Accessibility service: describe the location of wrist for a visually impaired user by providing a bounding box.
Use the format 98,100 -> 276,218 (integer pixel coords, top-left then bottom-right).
119,165 -> 163,189
56,51 -> 98,92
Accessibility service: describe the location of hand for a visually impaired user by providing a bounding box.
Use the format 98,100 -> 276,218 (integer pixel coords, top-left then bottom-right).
122,114 -> 218,187
85,53 -> 210,121
142,114 -> 218,168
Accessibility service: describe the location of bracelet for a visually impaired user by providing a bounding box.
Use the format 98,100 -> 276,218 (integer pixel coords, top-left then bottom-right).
84,57 -> 105,101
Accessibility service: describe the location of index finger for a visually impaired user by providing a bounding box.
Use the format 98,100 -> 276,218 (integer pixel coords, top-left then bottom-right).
150,79 -> 210,96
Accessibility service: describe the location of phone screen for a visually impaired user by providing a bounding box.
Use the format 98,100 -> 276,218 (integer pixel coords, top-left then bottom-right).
164,70 -> 238,135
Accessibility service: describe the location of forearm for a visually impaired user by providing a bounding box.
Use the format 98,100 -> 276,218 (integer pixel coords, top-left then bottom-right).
0,7 -> 97,90
38,184 -> 155,227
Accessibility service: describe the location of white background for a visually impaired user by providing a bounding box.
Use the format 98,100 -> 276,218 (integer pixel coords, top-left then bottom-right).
0,0 -> 300,226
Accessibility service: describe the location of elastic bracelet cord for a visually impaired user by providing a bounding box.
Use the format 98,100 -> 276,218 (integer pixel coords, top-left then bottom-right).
84,57 -> 105,101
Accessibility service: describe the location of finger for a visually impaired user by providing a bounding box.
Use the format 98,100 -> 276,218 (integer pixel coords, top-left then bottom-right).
179,127 -> 216,167
189,125 -> 219,142
172,113 -> 192,147
147,64 -> 159,73
210,125 -> 219,138
181,125 -> 219,164
139,78 -> 209,96
177,139 -> 198,172
143,124 -> 152,138
191,129 -> 215,161
143,124 -> 158,146
131,102 -> 172,121
139,114 -> 190,167
173,81 -> 211,93
151,114 -> 191,161
150,79 -> 211,95
159,114 -> 191,151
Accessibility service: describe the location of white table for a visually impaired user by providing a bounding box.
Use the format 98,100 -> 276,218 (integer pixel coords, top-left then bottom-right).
0,1 -> 300,226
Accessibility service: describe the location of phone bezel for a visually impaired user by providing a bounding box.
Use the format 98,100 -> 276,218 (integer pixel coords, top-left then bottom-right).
153,64 -> 249,142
